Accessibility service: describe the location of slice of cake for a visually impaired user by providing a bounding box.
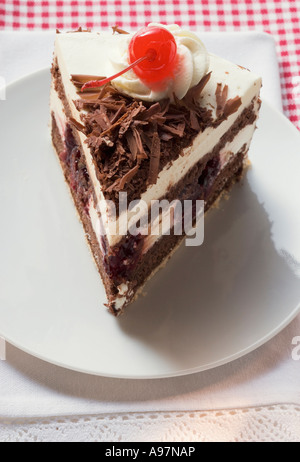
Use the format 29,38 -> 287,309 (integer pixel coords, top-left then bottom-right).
50,24 -> 261,315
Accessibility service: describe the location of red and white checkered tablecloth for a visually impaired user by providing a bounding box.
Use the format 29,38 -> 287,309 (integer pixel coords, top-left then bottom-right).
0,0 -> 299,129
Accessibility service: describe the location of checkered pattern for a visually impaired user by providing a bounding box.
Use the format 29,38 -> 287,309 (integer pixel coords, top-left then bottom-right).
0,1 -> 299,129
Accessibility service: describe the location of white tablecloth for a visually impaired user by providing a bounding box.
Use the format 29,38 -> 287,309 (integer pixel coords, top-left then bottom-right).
0,30 -> 300,442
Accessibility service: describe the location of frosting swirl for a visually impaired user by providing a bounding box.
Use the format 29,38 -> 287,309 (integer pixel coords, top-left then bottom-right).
109,24 -> 210,102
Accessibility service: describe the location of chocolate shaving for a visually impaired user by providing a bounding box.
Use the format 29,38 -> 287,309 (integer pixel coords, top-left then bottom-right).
187,72 -> 212,102
139,102 -> 162,120
215,83 -> 228,117
119,164 -> 139,188
190,110 -> 201,131
100,110 -> 134,138
73,93 -> 101,104
132,127 -> 147,160
162,122 -> 185,137
174,73 -> 211,112
223,96 -> 242,118
118,102 -> 144,137
126,130 -> 138,160
215,83 -> 242,121
148,129 -> 161,185
238,65 -> 250,72
112,25 -> 130,35
69,117 -> 86,133
71,74 -> 107,100
107,164 -> 140,192
71,74 -> 106,85
69,74 -> 214,207
66,27 -> 92,34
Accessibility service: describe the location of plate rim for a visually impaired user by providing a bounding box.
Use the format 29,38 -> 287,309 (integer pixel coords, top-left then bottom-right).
2,299 -> 300,380
1,67 -> 300,380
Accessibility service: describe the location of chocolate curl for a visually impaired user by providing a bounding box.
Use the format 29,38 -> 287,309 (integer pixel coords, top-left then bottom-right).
148,129 -> 161,185
215,83 -> 229,117
112,25 -> 130,35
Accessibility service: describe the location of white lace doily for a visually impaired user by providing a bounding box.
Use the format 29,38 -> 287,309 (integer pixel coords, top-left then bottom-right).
0,404 -> 299,442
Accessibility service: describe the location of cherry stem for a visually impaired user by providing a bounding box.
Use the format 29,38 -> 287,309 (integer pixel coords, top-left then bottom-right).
81,50 -> 156,91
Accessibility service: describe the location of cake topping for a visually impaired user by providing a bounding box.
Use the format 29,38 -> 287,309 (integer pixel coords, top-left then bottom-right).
71,74 -> 213,204
112,25 -> 130,35
82,25 -> 177,92
215,83 -> 242,121
82,24 -> 209,102
128,25 -> 177,87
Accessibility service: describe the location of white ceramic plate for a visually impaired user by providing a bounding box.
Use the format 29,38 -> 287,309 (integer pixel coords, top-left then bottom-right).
1,68 -> 300,379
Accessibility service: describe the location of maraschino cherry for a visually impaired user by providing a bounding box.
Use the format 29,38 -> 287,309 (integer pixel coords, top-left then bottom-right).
81,25 -> 177,91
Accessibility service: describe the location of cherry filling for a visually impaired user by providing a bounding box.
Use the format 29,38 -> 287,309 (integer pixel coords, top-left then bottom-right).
104,234 -> 144,282
198,154 -> 221,198
59,124 -> 223,284
59,124 -> 144,282
61,124 -> 91,214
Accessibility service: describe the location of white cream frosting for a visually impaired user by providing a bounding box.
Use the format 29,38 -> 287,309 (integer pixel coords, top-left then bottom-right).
109,23 -> 210,101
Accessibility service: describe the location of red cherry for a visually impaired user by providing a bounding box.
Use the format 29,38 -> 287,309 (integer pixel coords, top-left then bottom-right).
129,26 -> 177,85
81,25 -> 177,92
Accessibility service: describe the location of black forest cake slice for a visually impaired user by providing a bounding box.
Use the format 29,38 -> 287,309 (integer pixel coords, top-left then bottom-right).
50,24 -> 262,314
